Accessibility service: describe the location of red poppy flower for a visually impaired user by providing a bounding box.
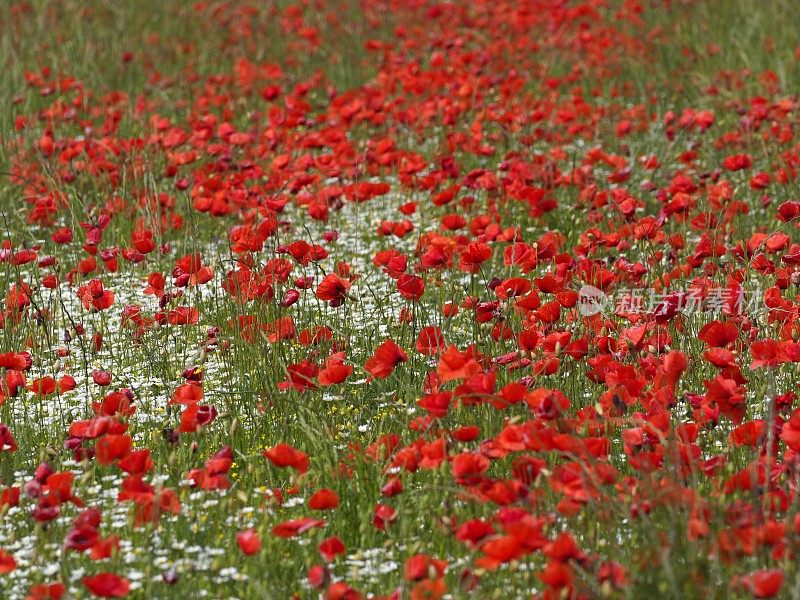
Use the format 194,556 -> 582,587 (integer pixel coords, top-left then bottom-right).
415,326 -> 445,355
318,535 -> 345,561
0,549 -> 15,574
0,424 -> 18,452
236,529 -> 262,555
318,353 -> 352,386
372,504 -> 397,531
737,569 -> 784,598
271,518 -> 325,538
315,274 -> 351,307
76,279 -> 115,311
722,153 -> 752,171
178,404 -> 217,433
279,360 -> 319,392
397,274 -> 425,300
83,573 -> 130,597
26,582 -> 65,600
96,435 -> 132,466
437,345 -> 481,383
365,339 -> 408,379
309,488 -> 339,510
451,452 -> 490,485
264,443 -> 309,474
307,564 -> 329,589
458,242 -> 492,273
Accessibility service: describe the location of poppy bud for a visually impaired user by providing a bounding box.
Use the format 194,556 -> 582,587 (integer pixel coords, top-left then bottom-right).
307,565 -> 329,588
92,370 -> 112,386
460,569 -> 480,592
162,428 -> 180,446
64,437 -> 82,451
163,570 -> 178,585
280,289 -> 300,307
381,477 -> 403,497
295,276 -> 314,289
23,479 -> 42,498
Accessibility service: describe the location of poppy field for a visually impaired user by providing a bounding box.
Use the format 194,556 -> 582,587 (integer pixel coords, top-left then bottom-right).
2,0 -> 800,598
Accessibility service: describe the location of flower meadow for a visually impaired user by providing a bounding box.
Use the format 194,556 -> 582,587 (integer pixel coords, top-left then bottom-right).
2,0 -> 800,598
